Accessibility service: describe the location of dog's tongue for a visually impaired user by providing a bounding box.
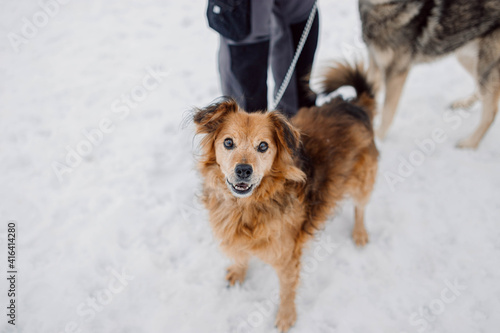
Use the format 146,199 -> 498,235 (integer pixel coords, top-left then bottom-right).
235,183 -> 249,191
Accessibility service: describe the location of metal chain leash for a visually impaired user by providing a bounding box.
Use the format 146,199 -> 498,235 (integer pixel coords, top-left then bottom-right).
270,0 -> 318,111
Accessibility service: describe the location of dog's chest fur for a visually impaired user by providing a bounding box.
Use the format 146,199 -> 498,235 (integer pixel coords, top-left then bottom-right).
202,184 -> 303,260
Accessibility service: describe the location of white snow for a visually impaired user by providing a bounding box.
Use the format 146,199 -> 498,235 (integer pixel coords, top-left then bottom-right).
0,0 -> 499,332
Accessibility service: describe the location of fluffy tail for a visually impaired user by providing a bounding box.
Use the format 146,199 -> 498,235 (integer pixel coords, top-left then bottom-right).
318,62 -> 377,121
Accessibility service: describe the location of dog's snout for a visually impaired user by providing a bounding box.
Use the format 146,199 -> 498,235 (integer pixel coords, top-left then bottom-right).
235,164 -> 253,180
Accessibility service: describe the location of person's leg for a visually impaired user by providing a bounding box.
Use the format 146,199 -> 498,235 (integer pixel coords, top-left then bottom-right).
218,39 -> 269,111
216,1 -> 273,112
270,0 -> 319,117
290,9 -> 319,109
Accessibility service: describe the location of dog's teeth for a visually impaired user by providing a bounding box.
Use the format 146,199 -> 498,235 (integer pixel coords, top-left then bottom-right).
235,183 -> 249,191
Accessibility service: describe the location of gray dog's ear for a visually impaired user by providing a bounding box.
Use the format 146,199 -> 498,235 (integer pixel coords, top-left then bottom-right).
193,97 -> 238,134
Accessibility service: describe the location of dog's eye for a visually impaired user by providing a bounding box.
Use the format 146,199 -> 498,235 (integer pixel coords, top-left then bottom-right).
257,142 -> 268,153
223,138 -> 234,149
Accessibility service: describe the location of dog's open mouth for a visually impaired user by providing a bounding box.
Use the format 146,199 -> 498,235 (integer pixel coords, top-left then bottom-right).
226,180 -> 254,196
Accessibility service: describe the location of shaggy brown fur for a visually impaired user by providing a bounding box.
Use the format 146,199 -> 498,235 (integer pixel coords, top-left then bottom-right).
193,63 -> 378,332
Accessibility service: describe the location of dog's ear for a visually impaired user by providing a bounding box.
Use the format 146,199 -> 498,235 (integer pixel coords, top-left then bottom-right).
268,111 -> 301,155
268,111 -> 305,183
193,97 -> 238,134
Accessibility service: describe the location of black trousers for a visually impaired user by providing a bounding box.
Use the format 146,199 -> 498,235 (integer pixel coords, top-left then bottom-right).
209,0 -> 319,117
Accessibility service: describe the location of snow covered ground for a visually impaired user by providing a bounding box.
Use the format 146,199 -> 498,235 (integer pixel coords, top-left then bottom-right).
0,0 -> 499,332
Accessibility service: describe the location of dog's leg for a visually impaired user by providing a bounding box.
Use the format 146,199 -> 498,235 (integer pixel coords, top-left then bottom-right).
450,92 -> 479,110
351,152 -> 377,247
367,51 -> 382,90
457,35 -> 500,149
457,87 -> 499,149
377,68 -> 410,139
352,204 -> 369,247
451,43 -> 480,110
274,256 -> 301,332
226,255 -> 249,286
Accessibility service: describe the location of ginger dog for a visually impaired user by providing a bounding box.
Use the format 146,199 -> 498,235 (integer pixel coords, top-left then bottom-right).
193,63 -> 378,332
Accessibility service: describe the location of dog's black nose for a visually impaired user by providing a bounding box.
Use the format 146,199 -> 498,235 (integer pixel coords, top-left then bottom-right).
235,164 -> 253,180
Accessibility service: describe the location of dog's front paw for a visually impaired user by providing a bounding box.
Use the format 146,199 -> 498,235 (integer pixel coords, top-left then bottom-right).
449,94 -> 478,110
456,137 -> 479,150
352,228 -> 369,247
450,100 -> 470,110
225,265 -> 246,286
275,306 -> 297,332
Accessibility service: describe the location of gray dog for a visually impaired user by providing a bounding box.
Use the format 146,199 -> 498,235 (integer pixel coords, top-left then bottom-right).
359,0 -> 500,149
